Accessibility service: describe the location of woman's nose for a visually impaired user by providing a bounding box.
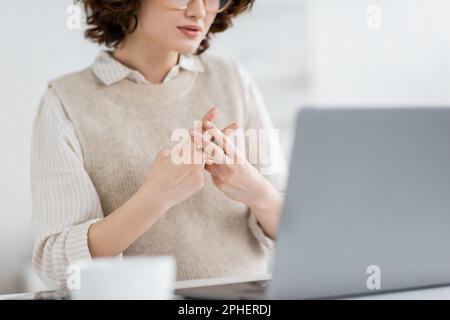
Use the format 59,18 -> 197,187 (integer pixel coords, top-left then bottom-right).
185,0 -> 207,20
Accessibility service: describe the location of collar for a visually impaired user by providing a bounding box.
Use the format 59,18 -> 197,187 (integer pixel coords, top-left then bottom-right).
91,50 -> 205,86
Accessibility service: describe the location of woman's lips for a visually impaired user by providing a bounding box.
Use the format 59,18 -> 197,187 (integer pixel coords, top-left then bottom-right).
177,26 -> 202,38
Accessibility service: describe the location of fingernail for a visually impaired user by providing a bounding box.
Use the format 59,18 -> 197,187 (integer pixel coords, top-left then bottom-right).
193,133 -> 202,143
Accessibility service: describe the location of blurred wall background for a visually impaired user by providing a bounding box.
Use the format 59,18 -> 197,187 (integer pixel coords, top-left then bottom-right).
1,0 -> 449,294
306,0 -> 450,106
1,1 -> 97,294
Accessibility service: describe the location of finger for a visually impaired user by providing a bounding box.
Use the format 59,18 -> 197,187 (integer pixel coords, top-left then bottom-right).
192,133 -> 207,165
191,128 -> 216,150
204,121 -> 238,145
221,123 -> 239,154
221,122 -> 238,136
223,123 -> 246,158
189,128 -> 211,156
189,129 -> 203,146
202,107 -> 218,123
177,131 -> 203,165
204,121 -> 237,158
201,108 -> 219,133
203,139 -> 229,165
190,123 -> 238,163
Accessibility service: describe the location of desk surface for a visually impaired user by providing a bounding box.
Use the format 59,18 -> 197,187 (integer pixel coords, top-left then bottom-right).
353,286 -> 450,300
176,274 -> 450,300
2,274 -> 450,300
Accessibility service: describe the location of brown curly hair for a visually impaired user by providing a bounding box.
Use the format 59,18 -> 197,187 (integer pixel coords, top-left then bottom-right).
76,0 -> 255,55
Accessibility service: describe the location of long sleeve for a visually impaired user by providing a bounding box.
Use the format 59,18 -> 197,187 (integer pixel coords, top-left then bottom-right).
31,87 -> 104,289
237,65 -> 288,248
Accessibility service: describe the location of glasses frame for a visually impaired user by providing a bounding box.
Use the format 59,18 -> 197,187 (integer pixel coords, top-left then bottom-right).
162,0 -> 233,13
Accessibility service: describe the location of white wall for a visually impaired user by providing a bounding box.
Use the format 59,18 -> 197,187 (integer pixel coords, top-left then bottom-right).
0,0 -> 99,294
0,0 -> 305,294
306,0 -> 450,105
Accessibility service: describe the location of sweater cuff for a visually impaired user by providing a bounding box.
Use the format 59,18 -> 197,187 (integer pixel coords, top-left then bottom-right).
247,211 -> 274,249
65,219 -> 100,265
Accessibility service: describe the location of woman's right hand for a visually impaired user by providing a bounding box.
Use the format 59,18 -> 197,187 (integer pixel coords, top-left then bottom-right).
137,108 -> 219,216
140,143 -> 205,216
87,108 -> 217,257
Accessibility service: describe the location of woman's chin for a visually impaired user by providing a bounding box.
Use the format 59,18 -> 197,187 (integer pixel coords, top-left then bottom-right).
173,42 -> 202,55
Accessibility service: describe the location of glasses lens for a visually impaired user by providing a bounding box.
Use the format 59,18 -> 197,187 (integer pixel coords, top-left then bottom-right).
166,0 -> 231,12
166,0 -> 189,8
205,0 -> 230,11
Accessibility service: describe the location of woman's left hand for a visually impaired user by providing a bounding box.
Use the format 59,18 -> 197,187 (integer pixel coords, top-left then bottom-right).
191,120 -> 283,239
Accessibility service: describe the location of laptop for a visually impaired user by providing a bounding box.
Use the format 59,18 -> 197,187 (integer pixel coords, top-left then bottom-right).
176,107 -> 450,299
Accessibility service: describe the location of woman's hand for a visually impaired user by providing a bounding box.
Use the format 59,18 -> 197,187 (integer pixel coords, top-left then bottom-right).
139,108 -> 219,215
140,142 -> 205,215
193,120 -> 284,238
87,109 -> 216,257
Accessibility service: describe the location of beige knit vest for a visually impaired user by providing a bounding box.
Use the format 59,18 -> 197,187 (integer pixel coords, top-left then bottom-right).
50,54 -> 269,280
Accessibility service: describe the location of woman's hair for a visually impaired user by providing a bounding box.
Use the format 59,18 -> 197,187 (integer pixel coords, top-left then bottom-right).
77,0 -> 255,54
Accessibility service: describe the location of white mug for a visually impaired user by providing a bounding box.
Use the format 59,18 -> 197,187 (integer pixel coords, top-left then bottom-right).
69,256 -> 176,300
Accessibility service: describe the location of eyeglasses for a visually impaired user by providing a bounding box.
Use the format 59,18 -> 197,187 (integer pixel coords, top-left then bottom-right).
162,0 -> 233,13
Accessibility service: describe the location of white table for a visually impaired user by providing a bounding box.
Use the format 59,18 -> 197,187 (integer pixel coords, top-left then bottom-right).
1,274 -> 450,300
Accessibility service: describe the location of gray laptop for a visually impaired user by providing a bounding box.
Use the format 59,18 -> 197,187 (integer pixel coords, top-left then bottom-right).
176,108 -> 450,299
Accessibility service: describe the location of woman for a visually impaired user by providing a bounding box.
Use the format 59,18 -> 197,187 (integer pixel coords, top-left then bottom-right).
32,0 -> 286,289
